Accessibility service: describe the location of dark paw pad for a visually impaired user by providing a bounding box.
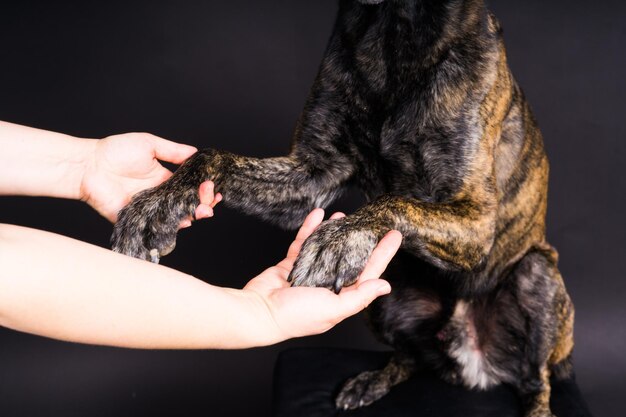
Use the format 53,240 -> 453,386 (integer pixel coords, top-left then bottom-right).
335,370 -> 390,410
288,218 -> 377,292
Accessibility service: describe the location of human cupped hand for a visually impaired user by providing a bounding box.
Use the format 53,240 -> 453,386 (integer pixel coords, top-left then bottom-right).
243,209 -> 401,345
79,132 -> 221,224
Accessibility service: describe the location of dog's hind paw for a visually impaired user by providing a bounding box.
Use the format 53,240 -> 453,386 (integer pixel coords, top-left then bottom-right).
335,370 -> 391,410
526,409 -> 556,417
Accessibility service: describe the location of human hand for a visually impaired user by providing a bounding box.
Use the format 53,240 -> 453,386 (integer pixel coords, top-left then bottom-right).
243,209 -> 401,344
80,133 -> 221,223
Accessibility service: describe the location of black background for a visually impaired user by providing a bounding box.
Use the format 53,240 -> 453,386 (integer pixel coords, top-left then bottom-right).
0,1 -> 624,416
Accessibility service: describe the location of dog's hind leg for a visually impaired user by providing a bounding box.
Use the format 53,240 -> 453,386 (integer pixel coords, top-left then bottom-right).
333,253 -> 451,410
335,353 -> 416,410
510,246 -> 574,417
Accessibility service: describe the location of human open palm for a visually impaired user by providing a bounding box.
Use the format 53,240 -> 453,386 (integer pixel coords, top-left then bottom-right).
243,209 -> 401,343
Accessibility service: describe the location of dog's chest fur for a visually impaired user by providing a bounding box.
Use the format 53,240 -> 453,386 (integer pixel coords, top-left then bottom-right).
318,1 -> 499,205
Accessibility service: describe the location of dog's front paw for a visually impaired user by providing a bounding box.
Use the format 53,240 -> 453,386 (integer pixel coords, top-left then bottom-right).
288,218 -> 378,292
111,186 -> 198,262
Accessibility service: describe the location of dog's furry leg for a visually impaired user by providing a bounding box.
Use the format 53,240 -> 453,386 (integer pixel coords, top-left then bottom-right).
111,150 -> 353,261
289,193 -> 497,292
335,353 -> 416,410
111,34 -> 359,261
512,247 -> 574,417
518,366 -> 555,417
289,44 -> 523,293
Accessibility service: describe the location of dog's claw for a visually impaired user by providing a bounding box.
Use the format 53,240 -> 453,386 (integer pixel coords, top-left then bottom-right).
149,249 -> 160,264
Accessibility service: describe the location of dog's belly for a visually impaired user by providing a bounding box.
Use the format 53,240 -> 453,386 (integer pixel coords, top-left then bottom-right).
443,300 -> 510,390
366,252 -> 457,366
367,251 -> 528,390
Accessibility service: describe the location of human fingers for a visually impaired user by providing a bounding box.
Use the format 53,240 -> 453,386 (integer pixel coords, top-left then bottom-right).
334,278 -> 392,319
199,181 -> 216,204
285,211 -> 342,256
177,182 -> 218,228
327,232 -> 400,319
295,209 -> 325,242
194,181 -> 219,220
211,193 -> 223,208
356,230 -> 402,284
285,209 -> 325,260
150,134 -> 198,164
274,209 -> 326,274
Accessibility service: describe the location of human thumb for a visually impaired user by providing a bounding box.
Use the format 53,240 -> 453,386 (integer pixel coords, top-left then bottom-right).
151,135 -> 197,164
337,279 -> 391,318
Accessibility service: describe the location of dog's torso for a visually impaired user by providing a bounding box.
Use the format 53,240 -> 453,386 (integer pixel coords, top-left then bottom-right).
309,0 -> 548,283
315,1 -> 573,400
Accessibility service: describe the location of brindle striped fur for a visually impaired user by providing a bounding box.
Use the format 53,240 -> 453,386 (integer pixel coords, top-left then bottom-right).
112,1 -> 574,415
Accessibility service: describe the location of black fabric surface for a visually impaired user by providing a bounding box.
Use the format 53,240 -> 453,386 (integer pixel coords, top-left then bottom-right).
272,348 -> 593,417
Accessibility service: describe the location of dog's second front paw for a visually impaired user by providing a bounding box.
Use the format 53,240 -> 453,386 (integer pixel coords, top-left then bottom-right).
111,186 -> 198,262
288,218 -> 378,292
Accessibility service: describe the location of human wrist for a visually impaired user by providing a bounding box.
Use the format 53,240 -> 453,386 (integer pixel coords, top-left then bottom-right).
234,289 -> 287,348
67,136 -> 98,202
0,122 -> 97,199
20,130 -> 97,201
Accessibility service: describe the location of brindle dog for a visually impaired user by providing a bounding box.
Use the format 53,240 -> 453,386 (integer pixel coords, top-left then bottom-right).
112,1 -> 574,416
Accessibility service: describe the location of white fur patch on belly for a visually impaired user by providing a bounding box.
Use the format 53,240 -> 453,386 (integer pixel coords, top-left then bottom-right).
447,301 -> 499,390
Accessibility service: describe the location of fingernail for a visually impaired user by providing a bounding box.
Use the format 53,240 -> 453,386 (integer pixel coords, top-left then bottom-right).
376,282 -> 391,296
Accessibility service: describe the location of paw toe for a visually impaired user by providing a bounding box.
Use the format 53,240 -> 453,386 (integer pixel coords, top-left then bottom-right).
289,219 -> 378,292
335,371 -> 384,410
111,187 -> 195,261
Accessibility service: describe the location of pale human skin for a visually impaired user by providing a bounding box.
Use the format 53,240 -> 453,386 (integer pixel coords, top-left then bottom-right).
0,121 -> 400,349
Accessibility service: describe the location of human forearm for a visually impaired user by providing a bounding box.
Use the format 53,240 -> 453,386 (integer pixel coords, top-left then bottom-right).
0,121 -> 95,200
0,224 -> 274,349
0,121 -> 203,223
0,209 -> 398,350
